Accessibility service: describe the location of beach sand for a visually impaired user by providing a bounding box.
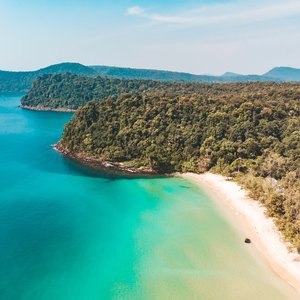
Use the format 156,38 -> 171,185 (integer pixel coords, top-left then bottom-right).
180,172 -> 300,295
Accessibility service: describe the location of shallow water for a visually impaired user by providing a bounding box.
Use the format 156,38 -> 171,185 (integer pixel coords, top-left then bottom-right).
0,94 -> 298,299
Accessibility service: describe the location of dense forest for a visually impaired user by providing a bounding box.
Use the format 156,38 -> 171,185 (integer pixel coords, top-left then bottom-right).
21,73 -> 283,110
0,71 -> 39,93
21,73 -> 168,109
59,83 -> 300,251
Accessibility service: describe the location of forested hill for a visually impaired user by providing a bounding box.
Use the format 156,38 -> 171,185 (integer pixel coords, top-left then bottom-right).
20,73 -> 285,110
264,67 -> 300,81
1,62 -> 295,93
90,65 -> 276,82
59,83 -> 300,250
0,63 -> 97,92
19,73 -> 231,110
21,73 -> 171,109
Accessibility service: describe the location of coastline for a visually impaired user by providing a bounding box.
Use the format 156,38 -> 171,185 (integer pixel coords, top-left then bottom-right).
180,172 -> 300,295
54,142 -> 160,177
53,138 -> 300,293
19,105 -> 76,113
53,140 -> 300,293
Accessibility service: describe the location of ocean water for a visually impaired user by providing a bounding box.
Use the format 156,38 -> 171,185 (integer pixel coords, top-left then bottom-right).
0,93 -> 298,300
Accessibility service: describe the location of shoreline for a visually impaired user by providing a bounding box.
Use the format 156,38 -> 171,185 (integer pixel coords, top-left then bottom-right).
19,105 -> 76,113
54,142 -> 161,177
52,140 -> 300,293
180,172 -> 300,295
53,141 -> 300,293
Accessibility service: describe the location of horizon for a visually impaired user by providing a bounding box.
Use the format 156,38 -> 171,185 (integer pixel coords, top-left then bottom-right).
1,0 -> 300,74
0,61 -> 299,77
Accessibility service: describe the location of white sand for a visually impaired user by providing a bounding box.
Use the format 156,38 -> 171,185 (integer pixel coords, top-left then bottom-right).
180,172 -> 300,294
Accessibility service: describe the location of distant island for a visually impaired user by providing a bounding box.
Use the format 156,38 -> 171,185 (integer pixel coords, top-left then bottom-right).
55,82 -> 300,253
21,73 -> 173,110
0,63 -> 96,93
2,61 -> 300,93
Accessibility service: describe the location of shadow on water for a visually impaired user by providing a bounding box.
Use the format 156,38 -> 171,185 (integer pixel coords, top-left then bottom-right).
59,154 -> 170,181
178,185 -> 191,189
5,134 -> 171,181
0,95 -> 167,181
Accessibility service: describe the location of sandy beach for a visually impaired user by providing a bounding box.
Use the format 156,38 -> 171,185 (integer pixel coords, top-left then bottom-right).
181,172 -> 300,295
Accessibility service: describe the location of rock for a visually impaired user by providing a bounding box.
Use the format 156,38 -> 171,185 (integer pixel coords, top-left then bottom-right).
245,238 -> 251,244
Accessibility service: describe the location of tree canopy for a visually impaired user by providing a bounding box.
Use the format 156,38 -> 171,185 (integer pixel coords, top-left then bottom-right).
22,73 -> 289,110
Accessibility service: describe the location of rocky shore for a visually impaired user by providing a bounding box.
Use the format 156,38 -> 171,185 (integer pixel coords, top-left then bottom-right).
54,142 -> 160,177
20,105 -> 76,113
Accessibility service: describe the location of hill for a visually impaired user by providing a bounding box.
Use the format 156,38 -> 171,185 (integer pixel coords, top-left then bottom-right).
20,73 -> 283,111
0,63 -> 97,92
91,65 -> 276,82
0,62 -> 286,93
264,67 -> 300,81
222,72 -> 241,77
21,73 -> 172,110
90,65 -> 201,81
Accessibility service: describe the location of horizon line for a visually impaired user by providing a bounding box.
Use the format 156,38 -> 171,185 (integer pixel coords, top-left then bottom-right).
1,61 -> 299,77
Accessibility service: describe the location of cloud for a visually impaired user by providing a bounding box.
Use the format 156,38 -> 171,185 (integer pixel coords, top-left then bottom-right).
127,6 -> 145,16
126,0 -> 300,26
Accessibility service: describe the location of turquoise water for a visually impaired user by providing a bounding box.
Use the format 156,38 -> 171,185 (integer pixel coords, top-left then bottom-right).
0,94 -> 298,300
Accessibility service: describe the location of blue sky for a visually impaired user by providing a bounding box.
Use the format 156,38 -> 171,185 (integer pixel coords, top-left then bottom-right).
0,0 -> 300,74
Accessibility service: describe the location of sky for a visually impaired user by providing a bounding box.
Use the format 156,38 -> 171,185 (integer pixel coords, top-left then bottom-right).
0,0 -> 300,75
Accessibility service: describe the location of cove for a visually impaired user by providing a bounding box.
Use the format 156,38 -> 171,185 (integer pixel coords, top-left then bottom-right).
0,94 -> 298,299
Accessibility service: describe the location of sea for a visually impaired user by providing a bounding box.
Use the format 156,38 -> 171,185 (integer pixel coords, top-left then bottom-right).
0,93 -> 298,299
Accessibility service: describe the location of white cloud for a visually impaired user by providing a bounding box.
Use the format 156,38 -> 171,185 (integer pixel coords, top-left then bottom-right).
127,6 -> 145,16
127,0 -> 300,26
